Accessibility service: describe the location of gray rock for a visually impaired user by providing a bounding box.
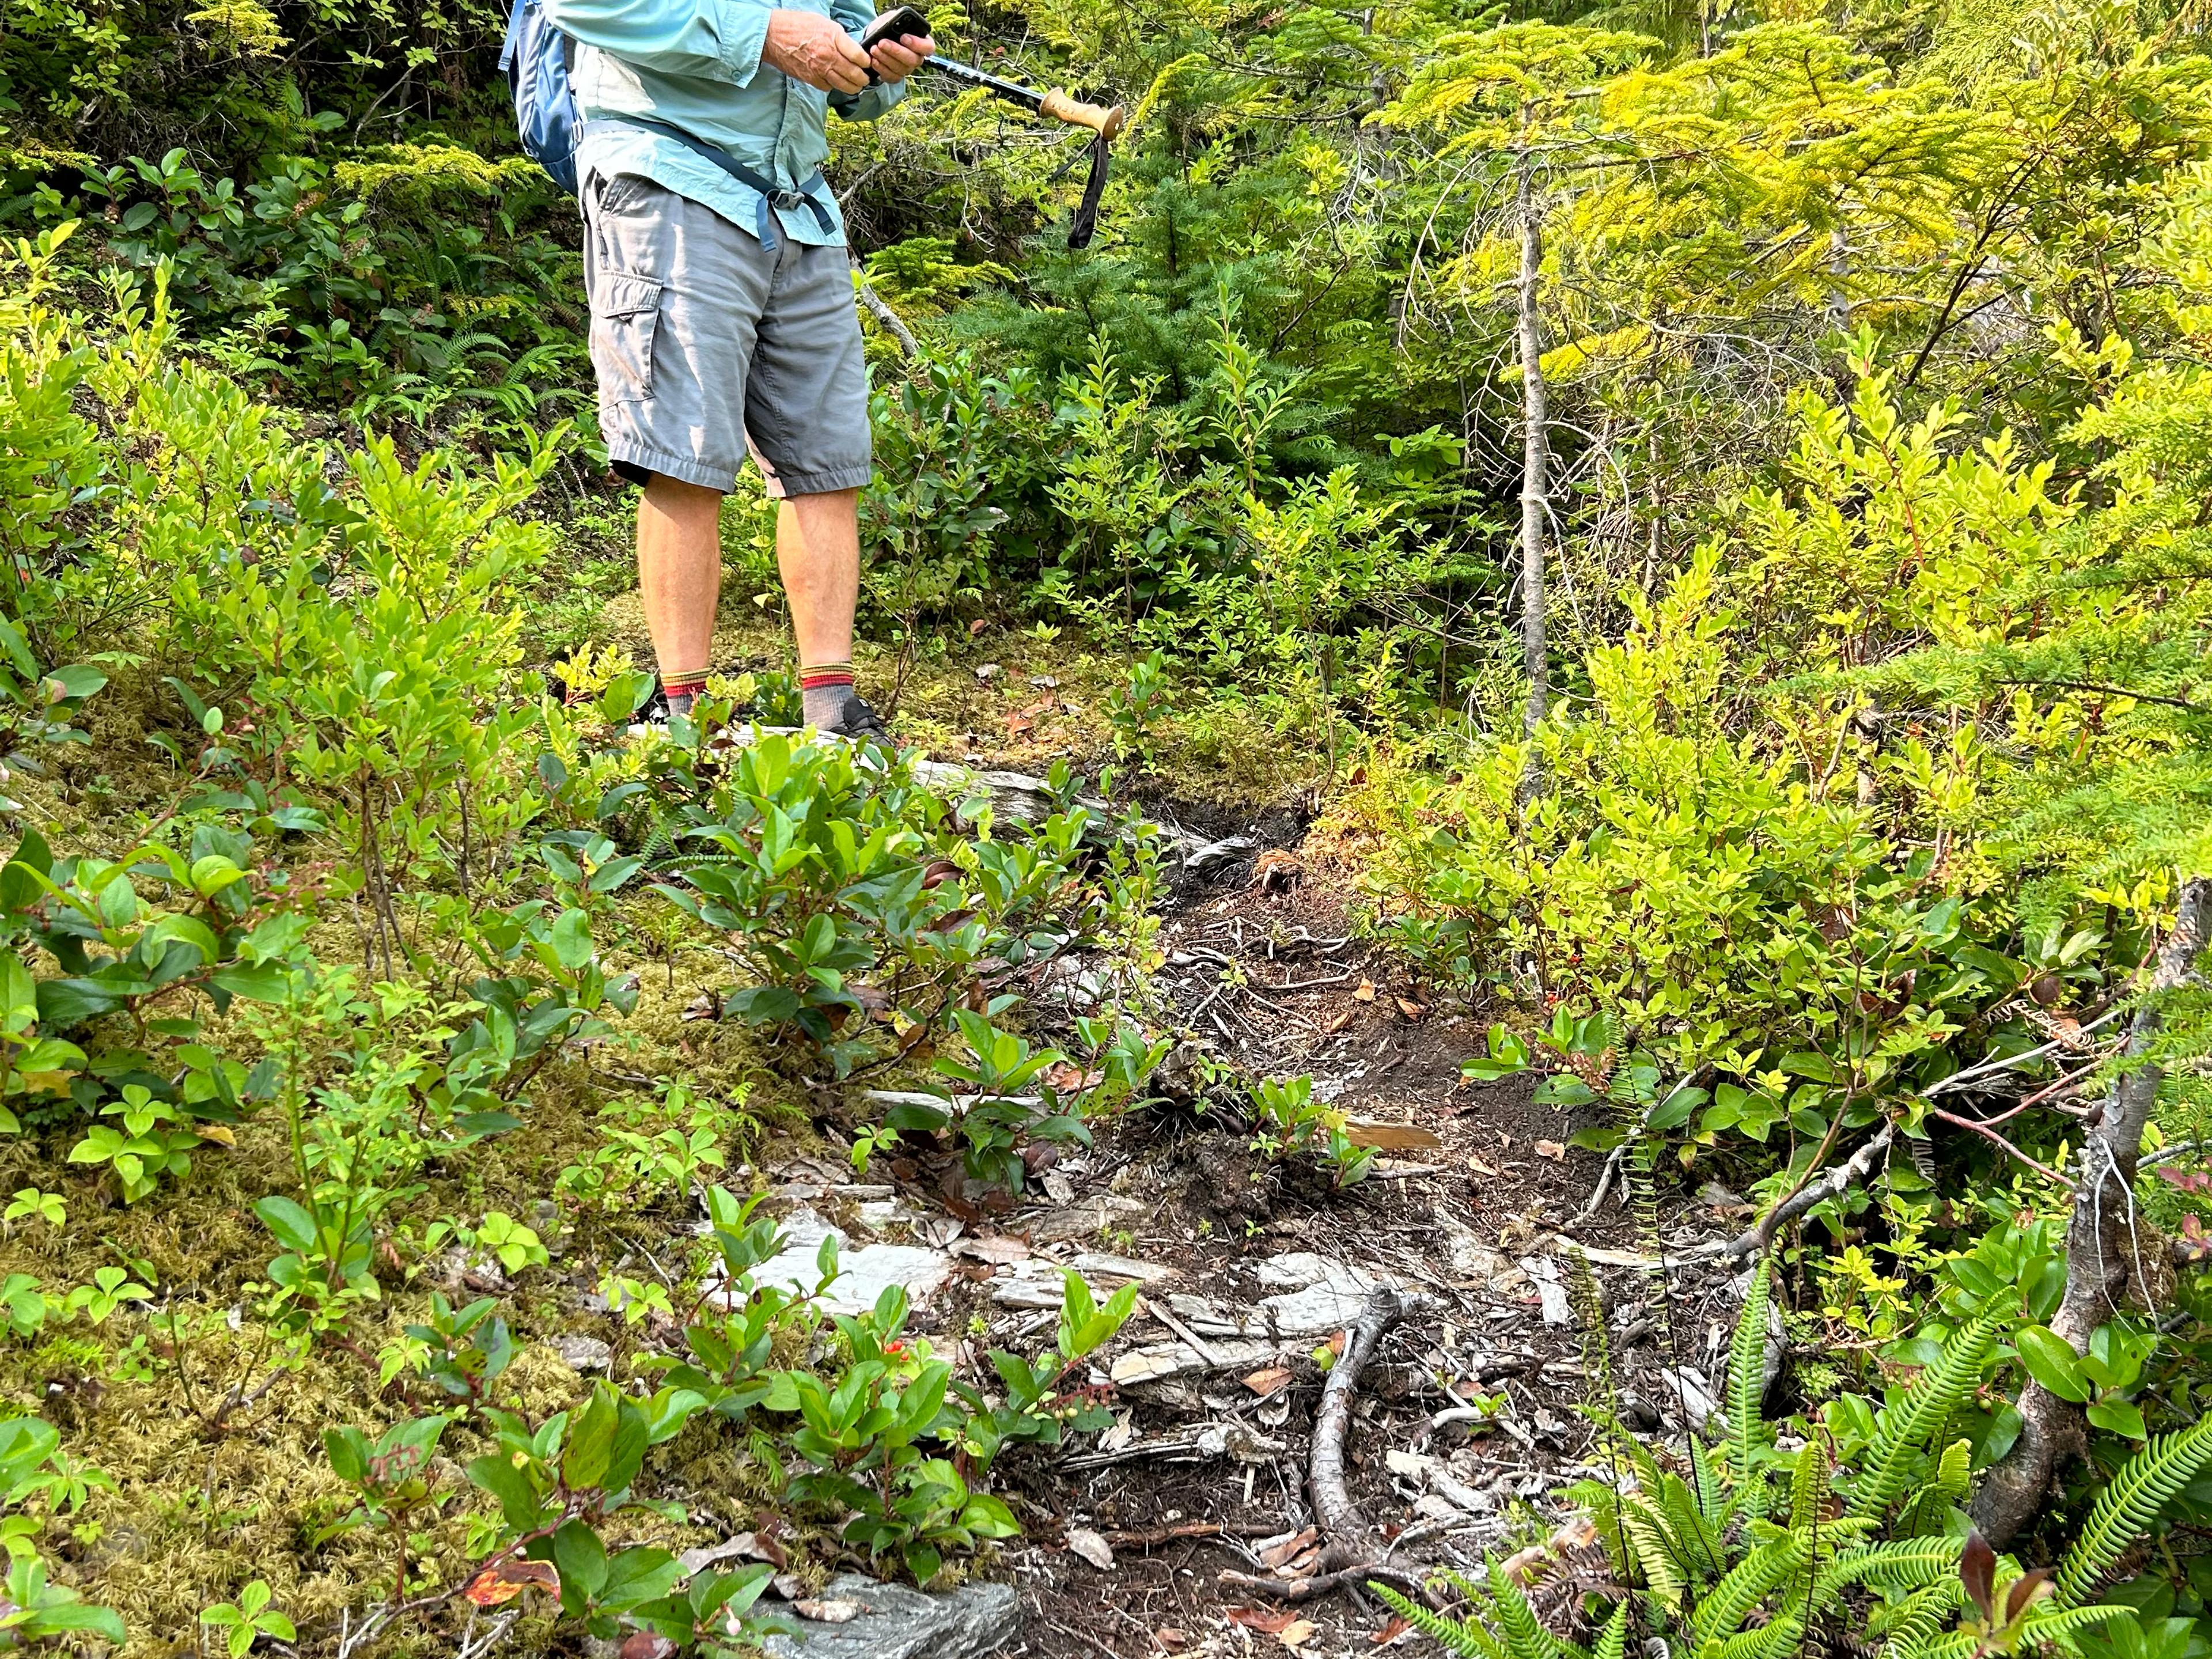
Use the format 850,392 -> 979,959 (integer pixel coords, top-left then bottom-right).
743,1207 -> 952,1315
553,1335 -> 613,1372
762,1573 -> 1018,1659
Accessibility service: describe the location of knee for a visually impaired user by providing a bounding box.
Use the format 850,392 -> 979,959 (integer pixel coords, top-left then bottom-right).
642,474 -> 726,518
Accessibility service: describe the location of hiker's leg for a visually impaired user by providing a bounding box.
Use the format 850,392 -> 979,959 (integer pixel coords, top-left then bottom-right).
777,488 -> 861,725
638,475 -> 723,707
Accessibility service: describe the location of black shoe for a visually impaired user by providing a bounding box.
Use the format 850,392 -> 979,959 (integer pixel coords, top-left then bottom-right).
826,692 -> 892,748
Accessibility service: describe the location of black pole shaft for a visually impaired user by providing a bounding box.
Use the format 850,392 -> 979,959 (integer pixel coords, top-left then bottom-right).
918,55 -> 1048,113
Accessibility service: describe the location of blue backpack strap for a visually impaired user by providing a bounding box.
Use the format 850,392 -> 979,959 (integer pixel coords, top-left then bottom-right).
498,0 -> 526,71
577,116 -> 836,251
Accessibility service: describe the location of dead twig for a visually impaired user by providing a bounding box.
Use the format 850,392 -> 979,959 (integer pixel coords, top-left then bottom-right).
1138,1294 -> 1226,1368
1927,1105 -> 2076,1190
1216,1562 -> 1434,1602
1921,1007 -> 2126,1097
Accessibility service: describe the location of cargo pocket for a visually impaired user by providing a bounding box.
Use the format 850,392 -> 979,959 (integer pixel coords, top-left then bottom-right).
590,272 -> 662,404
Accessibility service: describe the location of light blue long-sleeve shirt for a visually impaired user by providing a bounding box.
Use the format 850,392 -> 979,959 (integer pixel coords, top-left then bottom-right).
543,0 -> 905,248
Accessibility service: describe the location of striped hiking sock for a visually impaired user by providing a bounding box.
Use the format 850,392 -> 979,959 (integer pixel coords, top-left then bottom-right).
799,661 -> 855,729
658,667 -> 709,718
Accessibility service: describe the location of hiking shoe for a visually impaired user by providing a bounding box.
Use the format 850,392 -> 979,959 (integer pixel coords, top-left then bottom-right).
625,684 -> 700,739
825,692 -> 892,749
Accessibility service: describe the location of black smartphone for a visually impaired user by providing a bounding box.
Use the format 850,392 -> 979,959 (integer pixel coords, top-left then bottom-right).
858,6 -> 929,82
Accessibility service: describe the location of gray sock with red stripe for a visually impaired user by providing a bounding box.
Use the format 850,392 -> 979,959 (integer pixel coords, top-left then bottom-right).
800,661 -> 854,729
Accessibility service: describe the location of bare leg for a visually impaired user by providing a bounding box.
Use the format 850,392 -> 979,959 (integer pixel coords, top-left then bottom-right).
638,475 -> 724,703
775,487 -> 861,725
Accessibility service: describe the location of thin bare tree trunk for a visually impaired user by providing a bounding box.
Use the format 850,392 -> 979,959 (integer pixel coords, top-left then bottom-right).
850,252 -> 920,361
1972,876 -> 2212,1546
1514,138 -> 1551,747
1825,225 -> 1851,336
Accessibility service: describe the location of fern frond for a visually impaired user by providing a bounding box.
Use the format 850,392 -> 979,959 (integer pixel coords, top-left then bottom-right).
1790,1437 -> 1832,1537
1668,1459 -> 1726,1573
1486,1555 -> 1589,1659
1847,1308 -> 2001,1522
1690,1534 -> 1802,1642
1371,1584 -> 1507,1659
1719,1611 -> 1804,1659
1899,1440 -> 1973,1537
1688,1434 -> 1723,1527
1817,1537 -> 1961,1593
1592,1603 -> 1628,1659
1877,1581 -> 1965,1659
1622,1502 -> 1688,1603
1728,1259 -> 1775,1515
2018,1606 -> 2131,1642
2056,1415 -> 2212,1607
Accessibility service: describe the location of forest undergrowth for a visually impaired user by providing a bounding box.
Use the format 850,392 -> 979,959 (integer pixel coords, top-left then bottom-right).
2,0 -> 2212,1653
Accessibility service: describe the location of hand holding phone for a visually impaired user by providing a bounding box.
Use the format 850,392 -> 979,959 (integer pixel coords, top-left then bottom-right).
858,6 -> 933,84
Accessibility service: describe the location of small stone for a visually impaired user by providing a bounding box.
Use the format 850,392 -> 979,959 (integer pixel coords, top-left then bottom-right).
552,1335 -> 612,1373
797,1600 -> 862,1623
975,664 -> 1002,681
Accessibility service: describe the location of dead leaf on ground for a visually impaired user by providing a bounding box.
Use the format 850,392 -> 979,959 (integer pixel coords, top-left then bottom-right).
1278,1618 -> 1317,1649
1534,1139 -> 1566,1160
192,1123 -> 237,1147
952,1234 -> 1031,1265
1243,1366 -> 1292,1397
1228,1607 -> 1301,1635
622,1637 -> 678,1659
1372,1616 -> 1416,1646
1468,1156 -> 1499,1176
1340,1119 -> 1443,1152
1324,1009 -> 1355,1033
1395,997 -> 1426,1020
1157,1629 -> 1191,1652
1353,980 -> 1377,1002
463,1559 -> 559,1607
968,618 -> 990,636
1066,1527 -> 1116,1571
1259,1528 -> 1320,1571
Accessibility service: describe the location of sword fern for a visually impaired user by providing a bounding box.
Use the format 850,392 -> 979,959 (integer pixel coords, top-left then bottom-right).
2055,1415 -> 2212,1608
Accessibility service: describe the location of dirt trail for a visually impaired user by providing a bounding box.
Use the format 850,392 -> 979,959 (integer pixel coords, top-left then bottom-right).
764,806 -> 1755,1658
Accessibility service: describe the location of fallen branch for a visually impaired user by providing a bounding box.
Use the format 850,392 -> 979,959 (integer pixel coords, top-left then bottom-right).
1680,1122 -> 1897,1262
1099,1521 -> 1282,1548
1217,1562 -> 1433,1603
1312,1287 -> 1415,1571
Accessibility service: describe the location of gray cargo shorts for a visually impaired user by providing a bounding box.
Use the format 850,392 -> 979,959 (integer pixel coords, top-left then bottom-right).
581,171 -> 872,497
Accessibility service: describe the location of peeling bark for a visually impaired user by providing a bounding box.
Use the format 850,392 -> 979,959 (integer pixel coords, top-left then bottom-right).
1972,877 -> 2211,1546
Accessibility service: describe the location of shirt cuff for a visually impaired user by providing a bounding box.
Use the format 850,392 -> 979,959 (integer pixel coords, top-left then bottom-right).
714,0 -> 770,85
831,76 -> 907,122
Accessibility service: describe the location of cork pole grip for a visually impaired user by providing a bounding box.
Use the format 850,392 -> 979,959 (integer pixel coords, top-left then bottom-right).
1037,88 -> 1126,140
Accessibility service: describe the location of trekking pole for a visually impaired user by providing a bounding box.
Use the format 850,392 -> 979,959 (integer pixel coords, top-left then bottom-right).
915,56 -> 1124,141
861,9 -> 1126,246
